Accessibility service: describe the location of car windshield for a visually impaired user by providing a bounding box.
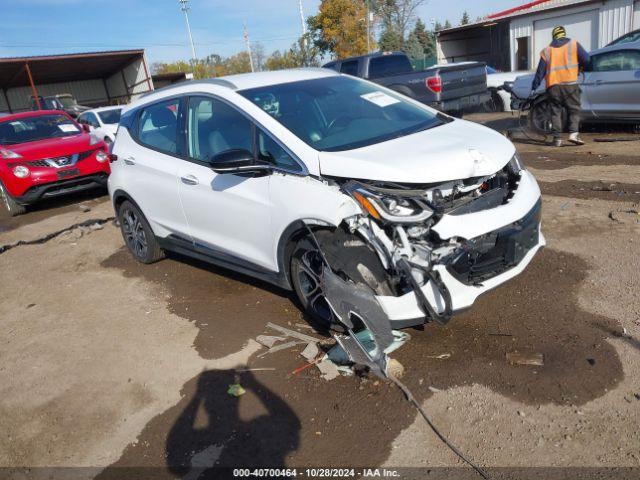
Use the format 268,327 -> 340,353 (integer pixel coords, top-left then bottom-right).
239,76 -> 444,152
98,109 -> 122,125
57,96 -> 77,108
0,114 -> 81,145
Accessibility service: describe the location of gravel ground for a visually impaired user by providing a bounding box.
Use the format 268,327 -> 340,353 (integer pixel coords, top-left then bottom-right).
0,113 -> 638,479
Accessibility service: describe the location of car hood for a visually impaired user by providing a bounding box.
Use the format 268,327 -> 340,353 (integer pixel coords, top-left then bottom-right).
487,70 -> 532,88
4,133 -> 95,161
317,119 -> 516,184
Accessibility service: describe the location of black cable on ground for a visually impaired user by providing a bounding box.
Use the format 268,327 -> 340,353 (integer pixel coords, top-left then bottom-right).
388,374 -> 490,480
0,217 -> 115,255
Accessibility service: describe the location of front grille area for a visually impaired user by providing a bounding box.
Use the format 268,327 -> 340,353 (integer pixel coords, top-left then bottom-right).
447,199 -> 541,285
21,149 -> 99,168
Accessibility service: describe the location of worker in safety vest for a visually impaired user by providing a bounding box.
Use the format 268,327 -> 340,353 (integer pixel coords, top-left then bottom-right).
531,26 -> 590,147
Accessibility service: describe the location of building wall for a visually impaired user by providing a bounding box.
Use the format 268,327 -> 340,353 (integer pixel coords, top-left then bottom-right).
5,79 -> 108,112
1,55 -> 154,113
105,56 -> 154,105
509,0 -> 637,70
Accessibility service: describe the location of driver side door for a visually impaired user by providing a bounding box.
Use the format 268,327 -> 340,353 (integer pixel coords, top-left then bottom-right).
177,95 -> 275,270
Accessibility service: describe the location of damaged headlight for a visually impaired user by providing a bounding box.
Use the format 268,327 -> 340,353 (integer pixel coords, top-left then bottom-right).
507,153 -> 524,175
349,186 -> 433,224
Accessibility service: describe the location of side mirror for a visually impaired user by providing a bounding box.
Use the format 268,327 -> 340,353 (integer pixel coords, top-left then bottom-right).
81,123 -> 91,133
209,149 -> 272,175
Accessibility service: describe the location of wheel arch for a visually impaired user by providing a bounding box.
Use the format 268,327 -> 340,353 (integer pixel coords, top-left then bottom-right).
276,218 -> 342,290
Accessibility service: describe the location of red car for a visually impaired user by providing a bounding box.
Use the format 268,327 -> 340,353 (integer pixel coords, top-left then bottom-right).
0,110 -> 110,216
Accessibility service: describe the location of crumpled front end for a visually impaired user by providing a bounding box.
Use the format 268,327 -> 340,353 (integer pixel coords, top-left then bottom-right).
329,154 -> 544,329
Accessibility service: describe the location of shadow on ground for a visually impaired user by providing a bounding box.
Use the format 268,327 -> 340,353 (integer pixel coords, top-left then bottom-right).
99,245 -> 625,472
98,369 -> 299,479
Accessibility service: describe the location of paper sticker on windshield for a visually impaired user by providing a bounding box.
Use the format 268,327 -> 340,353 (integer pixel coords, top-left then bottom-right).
360,91 -> 400,107
58,124 -> 79,133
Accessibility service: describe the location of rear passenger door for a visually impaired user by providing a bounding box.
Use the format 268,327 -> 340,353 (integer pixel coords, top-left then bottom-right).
177,95 -> 275,270
121,97 -> 190,239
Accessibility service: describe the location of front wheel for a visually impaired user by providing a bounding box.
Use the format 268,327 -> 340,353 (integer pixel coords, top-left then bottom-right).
290,238 -> 342,332
0,180 -> 26,216
528,99 -> 567,135
117,200 -> 164,264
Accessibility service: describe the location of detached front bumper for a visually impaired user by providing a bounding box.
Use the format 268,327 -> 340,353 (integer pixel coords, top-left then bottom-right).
375,170 -> 545,326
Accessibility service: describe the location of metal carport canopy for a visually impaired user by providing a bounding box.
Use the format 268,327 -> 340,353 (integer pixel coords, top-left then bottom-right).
0,50 -> 146,89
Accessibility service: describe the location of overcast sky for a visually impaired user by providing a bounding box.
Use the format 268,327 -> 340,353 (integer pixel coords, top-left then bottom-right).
0,0 -> 525,64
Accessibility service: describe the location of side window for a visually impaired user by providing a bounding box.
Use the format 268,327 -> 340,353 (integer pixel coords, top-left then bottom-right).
591,50 -> 640,72
86,113 -> 100,127
77,113 -> 88,124
138,98 -> 180,154
340,60 -> 359,76
187,96 -> 253,162
257,129 -> 302,172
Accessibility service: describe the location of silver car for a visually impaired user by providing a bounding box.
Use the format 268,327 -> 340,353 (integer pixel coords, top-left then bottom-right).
510,40 -> 640,130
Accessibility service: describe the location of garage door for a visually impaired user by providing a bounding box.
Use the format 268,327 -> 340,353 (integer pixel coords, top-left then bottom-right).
534,9 -> 599,57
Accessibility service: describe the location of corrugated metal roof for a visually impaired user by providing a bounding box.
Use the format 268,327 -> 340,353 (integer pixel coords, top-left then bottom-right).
0,50 -> 145,89
437,0 -> 594,34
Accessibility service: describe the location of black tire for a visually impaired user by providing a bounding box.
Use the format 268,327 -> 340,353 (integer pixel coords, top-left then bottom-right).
529,99 -> 567,135
289,237 -> 342,332
117,200 -> 164,264
449,109 -> 464,118
488,91 -> 505,112
0,180 -> 26,217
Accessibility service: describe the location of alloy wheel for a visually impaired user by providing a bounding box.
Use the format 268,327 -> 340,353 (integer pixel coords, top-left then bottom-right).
121,208 -> 148,259
292,249 -> 337,328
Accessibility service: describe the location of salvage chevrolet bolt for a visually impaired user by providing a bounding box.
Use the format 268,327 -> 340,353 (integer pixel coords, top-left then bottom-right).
108,69 -> 544,331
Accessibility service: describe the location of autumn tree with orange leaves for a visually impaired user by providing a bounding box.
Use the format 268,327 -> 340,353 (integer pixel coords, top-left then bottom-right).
308,0 -> 374,59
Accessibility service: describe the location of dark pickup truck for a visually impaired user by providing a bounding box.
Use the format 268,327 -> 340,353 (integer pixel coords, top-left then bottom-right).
323,52 -> 489,115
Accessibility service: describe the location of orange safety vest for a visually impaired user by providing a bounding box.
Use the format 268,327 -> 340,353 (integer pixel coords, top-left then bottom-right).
541,40 -> 579,88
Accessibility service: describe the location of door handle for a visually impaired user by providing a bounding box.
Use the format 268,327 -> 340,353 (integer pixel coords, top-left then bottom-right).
180,175 -> 199,186
123,156 -> 136,165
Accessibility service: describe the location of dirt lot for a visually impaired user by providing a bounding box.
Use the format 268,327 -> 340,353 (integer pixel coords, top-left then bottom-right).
1,113 -> 638,479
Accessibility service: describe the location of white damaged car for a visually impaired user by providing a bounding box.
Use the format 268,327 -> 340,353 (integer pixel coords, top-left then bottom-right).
108,68 -> 544,343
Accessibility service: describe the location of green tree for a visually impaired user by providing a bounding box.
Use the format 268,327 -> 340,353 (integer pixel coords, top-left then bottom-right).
434,20 -> 443,31
403,31 -> 423,60
444,19 -> 452,29
265,35 -> 321,71
374,0 -> 427,42
378,27 -> 404,51
460,10 -> 470,25
412,18 -> 436,57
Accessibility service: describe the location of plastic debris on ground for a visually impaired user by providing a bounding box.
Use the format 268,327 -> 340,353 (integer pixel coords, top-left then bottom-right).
506,352 -> 545,366
227,384 -> 246,397
326,329 -> 411,365
255,335 -> 286,348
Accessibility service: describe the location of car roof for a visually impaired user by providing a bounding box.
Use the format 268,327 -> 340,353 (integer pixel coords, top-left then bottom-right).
0,110 -> 70,122
84,106 -> 123,114
221,67 -> 338,90
590,39 -> 640,56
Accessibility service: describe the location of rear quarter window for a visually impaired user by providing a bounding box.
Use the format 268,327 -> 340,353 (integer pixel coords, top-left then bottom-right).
368,55 -> 413,78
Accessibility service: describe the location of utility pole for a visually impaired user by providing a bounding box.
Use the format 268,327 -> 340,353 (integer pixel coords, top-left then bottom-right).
178,0 -> 197,63
244,23 -> 255,73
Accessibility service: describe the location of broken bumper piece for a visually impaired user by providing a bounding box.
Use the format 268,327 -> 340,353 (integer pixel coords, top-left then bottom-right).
375,170 -> 545,326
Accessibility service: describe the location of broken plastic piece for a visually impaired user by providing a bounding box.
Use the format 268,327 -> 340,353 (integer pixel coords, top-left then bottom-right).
316,358 -> 340,381
266,322 -> 323,344
326,329 -> 410,365
227,384 -> 246,397
322,267 -> 395,377
506,352 -> 544,366
255,335 -> 285,348
301,342 -> 320,361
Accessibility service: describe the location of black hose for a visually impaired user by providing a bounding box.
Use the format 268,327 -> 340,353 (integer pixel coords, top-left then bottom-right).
389,374 -> 490,479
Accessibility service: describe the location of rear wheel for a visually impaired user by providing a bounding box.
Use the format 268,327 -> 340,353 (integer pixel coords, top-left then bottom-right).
290,238 -> 341,332
0,180 -> 26,217
117,200 -> 164,264
529,100 -> 567,135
